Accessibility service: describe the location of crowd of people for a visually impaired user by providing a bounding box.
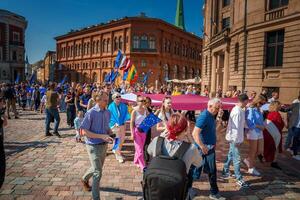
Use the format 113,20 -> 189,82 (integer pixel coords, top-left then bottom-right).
0,80 -> 299,200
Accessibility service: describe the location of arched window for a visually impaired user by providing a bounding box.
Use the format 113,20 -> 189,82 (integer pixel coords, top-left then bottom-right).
173,65 -> 178,79
79,44 -> 82,56
87,43 -> 90,54
96,41 -> 99,53
83,43 -> 86,55
174,42 -> 177,54
102,39 -> 106,52
74,45 -> 77,56
167,40 -> 171,53
105,61 -> 108,68
189,68 -> 194,79
92,72 -> 97,83
164,64 -> 169,80
149,36 -> 155,49
107,38 -> 110,52
133,35 -> 139,49
114,37 -> 118,51
92,41 -> 96,54
119,36 -> 123,50
182,66 -> 187,79
164,39 -> 167,52
102,72 -> 107,82
140,35 -> 148,49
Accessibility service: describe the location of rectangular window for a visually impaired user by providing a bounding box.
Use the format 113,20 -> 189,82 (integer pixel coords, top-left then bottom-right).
12,51 -> 17,61
141,59 -> 147,67
234,43 -> 239,71
269,0 -> 289,10
222,17 -> 230,30
223,0 -> 230,7
265,29 -> 284,68
13,32 -> 20,42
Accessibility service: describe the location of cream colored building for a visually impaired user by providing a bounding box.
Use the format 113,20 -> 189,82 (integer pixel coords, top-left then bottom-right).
202,0 -> 300,103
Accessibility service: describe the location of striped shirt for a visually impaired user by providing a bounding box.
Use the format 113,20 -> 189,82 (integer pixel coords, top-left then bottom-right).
80,104 -> 111,145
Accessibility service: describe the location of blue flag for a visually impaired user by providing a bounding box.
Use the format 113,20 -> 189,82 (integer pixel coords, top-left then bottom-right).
114,50 -> 123,68
104,72 -> 111,83
123,70 -> 128,81
138,113 -> 162,133
111,70 -> 119,83
143,72 -> 150,85
60,75 -> 67,85
15,73 -> 20,84
29,73 -> 35,85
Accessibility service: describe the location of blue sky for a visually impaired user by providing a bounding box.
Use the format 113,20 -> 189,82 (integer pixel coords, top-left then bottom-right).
0,0 -> 204,63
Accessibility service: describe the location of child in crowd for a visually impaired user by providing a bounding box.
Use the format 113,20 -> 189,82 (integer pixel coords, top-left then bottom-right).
74,110 -> 84,142
40,93 -> 47,113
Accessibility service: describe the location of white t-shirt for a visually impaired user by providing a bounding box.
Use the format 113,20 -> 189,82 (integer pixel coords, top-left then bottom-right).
225,105 -> 246,144
147,137 -> 202,173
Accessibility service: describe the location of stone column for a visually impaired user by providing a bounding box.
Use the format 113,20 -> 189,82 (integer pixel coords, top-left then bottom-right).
211,53 -> 217,95
223,48 -> 229,94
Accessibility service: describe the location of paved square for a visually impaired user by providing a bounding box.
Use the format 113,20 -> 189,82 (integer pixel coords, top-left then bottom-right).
1,110 -> 300,200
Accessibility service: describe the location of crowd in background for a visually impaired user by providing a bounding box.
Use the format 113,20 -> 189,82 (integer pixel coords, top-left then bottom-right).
0,80 -> 299,200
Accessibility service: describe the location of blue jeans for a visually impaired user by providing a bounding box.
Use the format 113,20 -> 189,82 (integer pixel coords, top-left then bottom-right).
191,149 -> 219,195
83,143 -> 108,200
223,143 -> 243,181
284,128 -> 294,150
291,127 -> 300,155
45,108 -> 60,133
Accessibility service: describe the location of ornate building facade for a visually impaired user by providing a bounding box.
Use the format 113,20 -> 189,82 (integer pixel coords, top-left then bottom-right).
202,0 -> 300,103
55,15 -> 202,85
0,9 -> 27,83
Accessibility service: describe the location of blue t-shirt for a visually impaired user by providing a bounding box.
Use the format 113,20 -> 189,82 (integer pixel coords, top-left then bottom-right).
195,109 -> 216,145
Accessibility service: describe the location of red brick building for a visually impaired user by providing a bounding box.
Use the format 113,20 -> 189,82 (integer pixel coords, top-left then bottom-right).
54,15 -> 202,85
0,9 -> 27,83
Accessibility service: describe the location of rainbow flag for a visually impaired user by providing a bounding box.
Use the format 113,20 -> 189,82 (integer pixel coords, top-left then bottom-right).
126,65 -> 138,85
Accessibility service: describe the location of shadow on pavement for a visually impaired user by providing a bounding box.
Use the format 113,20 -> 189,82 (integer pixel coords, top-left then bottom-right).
4,140 -> 61,156
100,187 -> 143,197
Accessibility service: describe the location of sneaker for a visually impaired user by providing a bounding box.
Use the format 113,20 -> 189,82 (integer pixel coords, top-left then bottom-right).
116,154 -> 125,163
243,158 -> 250,168
53,132 -> 61,138
271,162 -> 282,170
81,179 -> 91,191
248,168 -> 261,176
209,193 -> 226,200
187,188 -> 197,200
286,148 -> 294,156
257,154 -> 264,163
221,171 -> 231,179
45,132 -> 52,137
293,155 -> 300,161
236,179 -> 250,188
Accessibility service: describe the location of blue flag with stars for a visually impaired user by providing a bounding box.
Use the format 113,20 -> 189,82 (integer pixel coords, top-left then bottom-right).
138,112 -> 162,133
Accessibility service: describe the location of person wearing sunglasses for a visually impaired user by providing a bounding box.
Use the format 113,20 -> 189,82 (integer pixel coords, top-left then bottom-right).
108,93 -> 130,163
130,95 -> 149,171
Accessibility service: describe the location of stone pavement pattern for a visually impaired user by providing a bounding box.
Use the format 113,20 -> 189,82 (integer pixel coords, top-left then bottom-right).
0,110 -> 300,200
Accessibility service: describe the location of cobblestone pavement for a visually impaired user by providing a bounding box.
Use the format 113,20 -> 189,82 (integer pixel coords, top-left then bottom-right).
0,110 -> 300,200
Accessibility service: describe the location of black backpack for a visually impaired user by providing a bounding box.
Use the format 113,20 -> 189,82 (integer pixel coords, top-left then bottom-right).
142,137 -> 190,200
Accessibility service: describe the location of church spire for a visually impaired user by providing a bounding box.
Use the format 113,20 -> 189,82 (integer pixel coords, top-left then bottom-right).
175,0 -> 185,31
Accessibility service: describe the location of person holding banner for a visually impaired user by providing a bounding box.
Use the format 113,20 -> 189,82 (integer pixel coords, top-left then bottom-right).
108,93 -> 130,163
244,95 -> 266,176
130,95 -> 149,171
263,101 -> 285,170
156,97 -> 174,134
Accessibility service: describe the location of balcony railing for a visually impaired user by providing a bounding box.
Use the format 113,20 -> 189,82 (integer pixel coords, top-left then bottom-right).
265,6 -> 288,21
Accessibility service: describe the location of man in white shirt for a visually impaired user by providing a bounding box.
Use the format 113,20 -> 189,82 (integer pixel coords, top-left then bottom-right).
222,94 -> 250,188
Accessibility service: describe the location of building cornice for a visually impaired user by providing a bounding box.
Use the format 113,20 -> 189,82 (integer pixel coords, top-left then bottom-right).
54,17 -> 202,41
